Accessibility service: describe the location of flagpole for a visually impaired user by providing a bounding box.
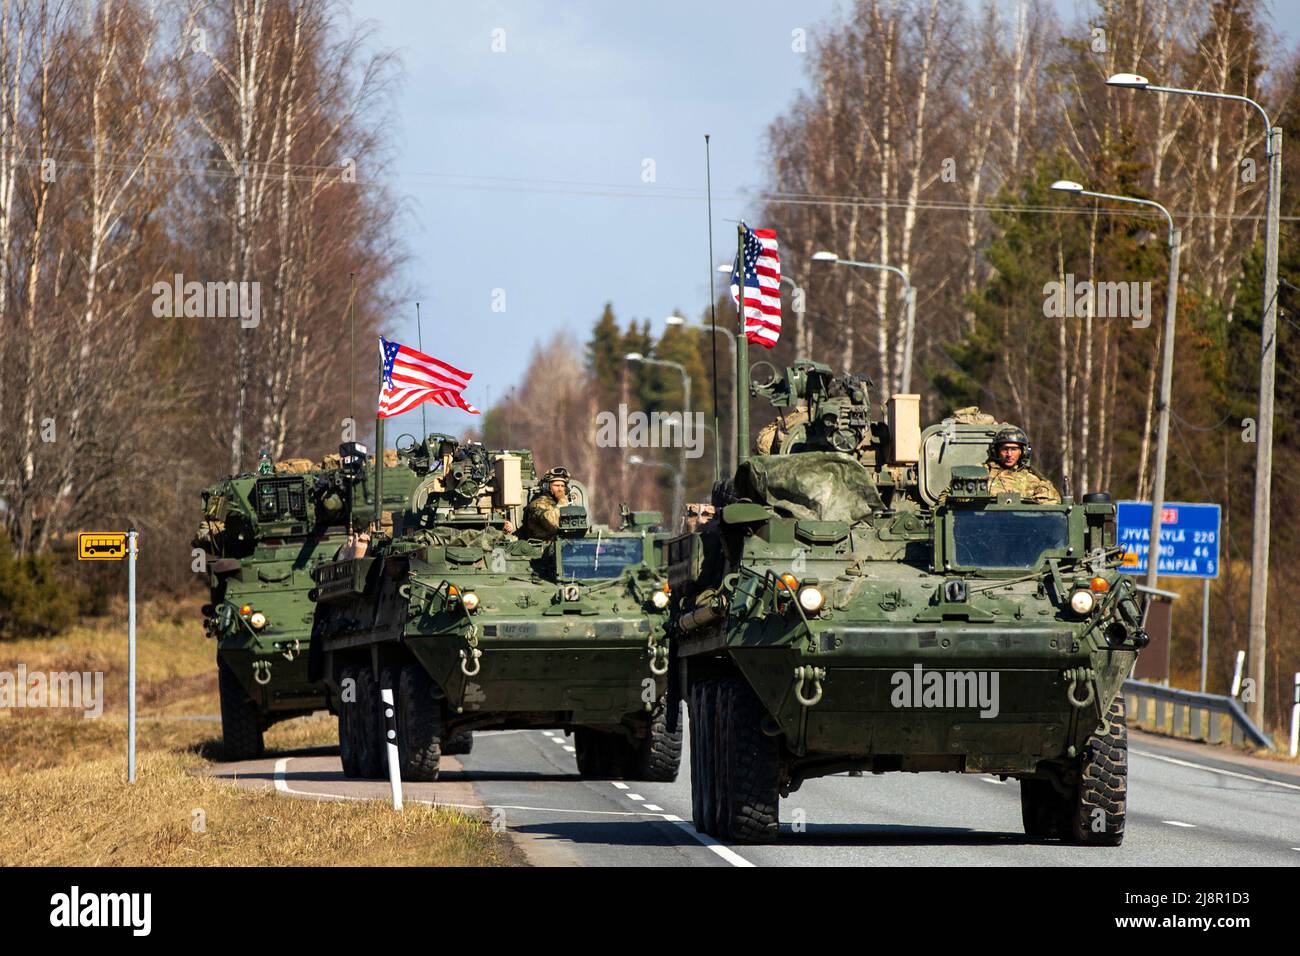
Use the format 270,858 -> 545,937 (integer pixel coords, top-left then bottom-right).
735,225 -> 749,467
415,302 -> 427,440
374,329 -> 385,537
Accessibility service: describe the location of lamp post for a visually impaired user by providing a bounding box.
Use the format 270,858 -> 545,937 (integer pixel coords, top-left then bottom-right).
625,351 -> 692,516
628,454 -> 684,531
1106,71 -> 1280,725
811,251 -> 918,392
1051,180 -> 1180,595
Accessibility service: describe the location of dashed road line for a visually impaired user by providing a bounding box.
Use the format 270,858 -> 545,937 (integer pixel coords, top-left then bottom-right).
602,778 -> 754,868
563,745 -> 575,752
643,803 -> 664,812
611,781 -> 629,790
1163,820 -> 1197,828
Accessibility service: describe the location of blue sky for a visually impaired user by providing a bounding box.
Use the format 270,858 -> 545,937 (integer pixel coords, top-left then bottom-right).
361,0 -> 1298,437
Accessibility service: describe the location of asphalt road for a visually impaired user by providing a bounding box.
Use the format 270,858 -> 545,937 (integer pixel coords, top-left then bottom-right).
211,718 -> 1300,867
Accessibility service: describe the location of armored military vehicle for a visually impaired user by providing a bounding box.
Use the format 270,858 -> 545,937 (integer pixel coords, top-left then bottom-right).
308,435 -> 681,782
197,444 -> 428,760
666,353 -> 1147,845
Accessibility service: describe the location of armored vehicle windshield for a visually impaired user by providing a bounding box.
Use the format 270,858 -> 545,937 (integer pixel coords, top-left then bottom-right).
557,537 -> 645,580
950,508 -> 1070,569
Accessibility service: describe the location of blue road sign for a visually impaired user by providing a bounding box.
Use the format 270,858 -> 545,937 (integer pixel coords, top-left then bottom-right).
1116,501 -> 1221,579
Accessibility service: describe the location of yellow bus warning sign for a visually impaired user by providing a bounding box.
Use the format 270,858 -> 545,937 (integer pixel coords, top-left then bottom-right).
78,532 -> 128,560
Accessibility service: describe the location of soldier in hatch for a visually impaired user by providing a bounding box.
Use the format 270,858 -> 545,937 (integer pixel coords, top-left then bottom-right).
985,427 -> 1061,504
520,467 -> 573,540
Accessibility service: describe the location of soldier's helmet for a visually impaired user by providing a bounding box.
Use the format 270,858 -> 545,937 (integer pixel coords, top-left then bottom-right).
541,466 -> 571,493
990,427 -> 1032,467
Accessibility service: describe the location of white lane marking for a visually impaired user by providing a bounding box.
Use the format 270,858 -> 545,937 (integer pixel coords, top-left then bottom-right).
1292,848 -> 1300,852
626,793 -> 644,801
549,737 -> 567,745
542,731 -> 556,737
981,776 -> 1007,785
1132,748 -> 1300,792
563,746 -> 575,753
611,781 -> 629,790
643,804 -> 664,812
1163,820 -> 1197,828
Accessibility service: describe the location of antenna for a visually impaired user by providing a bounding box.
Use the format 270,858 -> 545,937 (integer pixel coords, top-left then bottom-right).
705,134 -> 720,484
349,273 -> 356,431
416,301 -> 427,440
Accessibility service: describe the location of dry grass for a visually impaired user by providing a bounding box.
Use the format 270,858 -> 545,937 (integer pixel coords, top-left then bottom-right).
0,749 -> 512,866
0,599 -> 516,866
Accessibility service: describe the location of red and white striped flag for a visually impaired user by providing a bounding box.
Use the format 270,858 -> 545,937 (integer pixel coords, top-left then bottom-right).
377,336 -> 480,418
730,222 -> 781,348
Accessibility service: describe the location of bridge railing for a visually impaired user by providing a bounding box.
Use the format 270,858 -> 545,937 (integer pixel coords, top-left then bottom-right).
1124,679 -> 1276,752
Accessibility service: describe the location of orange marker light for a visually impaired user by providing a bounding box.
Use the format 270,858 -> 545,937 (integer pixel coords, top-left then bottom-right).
447,585 -> 459,597
1089,577 -> 1110,593
779,573 -> 799,591
239,604 -> 253,617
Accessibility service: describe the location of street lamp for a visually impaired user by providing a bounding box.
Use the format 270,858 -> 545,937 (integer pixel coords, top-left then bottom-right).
1051,180 -> 1180,596
666,314 -> 737,475
812,251 -> 918,393
625,352 -> 693,515
1107,73 -> 1281,723
628,454 -> 684,531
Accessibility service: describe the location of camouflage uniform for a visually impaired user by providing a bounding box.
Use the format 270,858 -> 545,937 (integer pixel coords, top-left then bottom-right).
986,461 -> 1061,504
521,493 -> 563,540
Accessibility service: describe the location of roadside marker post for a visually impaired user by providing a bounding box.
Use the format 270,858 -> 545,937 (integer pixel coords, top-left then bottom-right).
381,687 -> 402,810
128,529 -> 138,783
1290,673 -> 1299,759
1231,650 -> 1245,699
77,531 -> 136,782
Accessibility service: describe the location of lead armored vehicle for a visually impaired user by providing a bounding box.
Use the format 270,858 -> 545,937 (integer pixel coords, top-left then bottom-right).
197,445 -> 427,759
309,436 -> 681,782
667,358 -> 1147,845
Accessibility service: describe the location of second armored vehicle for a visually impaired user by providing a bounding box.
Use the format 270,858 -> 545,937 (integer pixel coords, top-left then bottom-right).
309,436 -> 682,782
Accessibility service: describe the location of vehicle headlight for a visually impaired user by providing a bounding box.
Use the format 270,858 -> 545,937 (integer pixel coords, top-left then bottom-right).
651,590 -> 670,609
1069,589 -> 1095,615
461,591 -> 480,612
798,586 -> 825,614
249,611 -> 267,630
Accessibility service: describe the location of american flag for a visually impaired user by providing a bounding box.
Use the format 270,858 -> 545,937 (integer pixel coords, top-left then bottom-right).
730,222 -> 781,348
377,336 -> 480,418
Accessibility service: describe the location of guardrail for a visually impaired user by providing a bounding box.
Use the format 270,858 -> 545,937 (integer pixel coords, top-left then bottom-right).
1124,679 -> 1277,752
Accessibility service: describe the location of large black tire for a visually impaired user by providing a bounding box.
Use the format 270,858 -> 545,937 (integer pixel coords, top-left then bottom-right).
396,663 -> 442,781
1068,696 -> 1127,846
631,698 -> 683,782
218,657 -> 264,761
715,676 -> 780,843
443,730 -> 474,756
337,664 -> 363,778
353,666 -> 385,779
688,679 -> 716,834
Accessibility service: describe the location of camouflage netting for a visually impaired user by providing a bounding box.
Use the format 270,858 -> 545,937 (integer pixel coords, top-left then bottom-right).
734,452 -> 882,522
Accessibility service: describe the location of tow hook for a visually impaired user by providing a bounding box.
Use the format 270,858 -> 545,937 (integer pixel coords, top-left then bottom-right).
252,660 -> 272,685
793,665 -> 826,708
279,638 -> 301,662
647,641 -> 669,676
460,647 -> 482,677
1063,665 -> 1105,726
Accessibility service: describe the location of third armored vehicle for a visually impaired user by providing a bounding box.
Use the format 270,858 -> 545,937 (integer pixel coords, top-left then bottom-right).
197,445 -> 426,759
667,357 -> 1147,844
309,435 -> 682,782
